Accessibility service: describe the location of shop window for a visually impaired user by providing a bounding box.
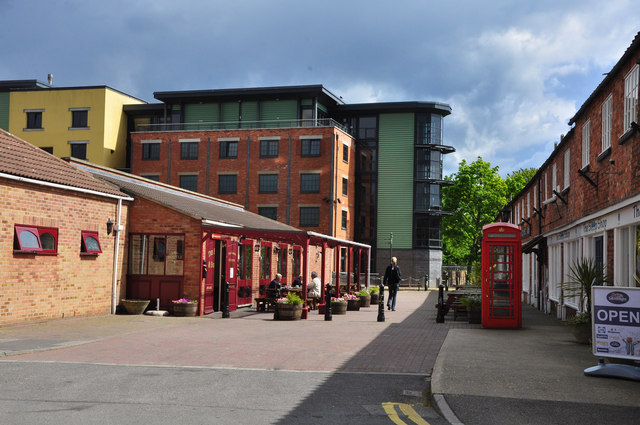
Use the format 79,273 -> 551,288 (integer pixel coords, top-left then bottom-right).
80,230 -> 102,255
13,225 -> 58,254
153,237 -> 166,261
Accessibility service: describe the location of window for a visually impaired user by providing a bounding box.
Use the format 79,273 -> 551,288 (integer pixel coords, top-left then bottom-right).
13,225 -> 58,254
300,173 -> 320,193
25,110 -> 43,130
70,109 -> 89,128
260,139 -> 279,157
552,163 -> 557,193
219,140 -> 238,158
581,120 -> 590,169
342,143 -> 349,162
142,174 -> 160,182
70,142 -> 88,160
300,207 -> 319,227
301,138 -> 321,156
218,174 -> 237,194
414,215 -> 441,248
153,237 -> 166,261
563,149 -> 570,189
80,230 -> 102,255
341,210 -> 348,229
259,174 -> 278,193
41,147 -> 53,154
180,141 -> 199,160
142,142 -> 160,160
601,94 -> 612,151
342,177 -> 348,197
258,207 -> 277,220
624,65 -> 639,132
179,175 -> 198,192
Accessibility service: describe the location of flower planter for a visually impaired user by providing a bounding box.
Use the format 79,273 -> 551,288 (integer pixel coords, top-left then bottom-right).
331,301 -> 347,315
173,303 -> 198,317
277,303 -> 302,320
121,299 -> 150,315
359,294 -> 371,308
370,293 -> 380,305
347,299 -> 360,311
468,305 -> 481,324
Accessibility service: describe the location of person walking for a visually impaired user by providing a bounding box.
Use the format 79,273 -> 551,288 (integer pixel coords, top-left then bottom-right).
383,257 -> 401,311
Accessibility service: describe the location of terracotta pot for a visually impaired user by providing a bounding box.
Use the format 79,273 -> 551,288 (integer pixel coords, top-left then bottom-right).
331,301 -> 347,315
173,303 -> 198,317
121,299 -> 150,315
277,303 -> 302,320
359,294 -> 371,308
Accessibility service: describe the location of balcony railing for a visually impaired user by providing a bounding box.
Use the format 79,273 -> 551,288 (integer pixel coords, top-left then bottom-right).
135,118 -> 351,135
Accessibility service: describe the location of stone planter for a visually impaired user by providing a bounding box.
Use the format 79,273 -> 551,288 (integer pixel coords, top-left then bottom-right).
331,301 -> 347,315
121,299 -> 150,315
277,303 -> 302,320
347,299 -> 360,311
173,303 -> 198,317
370,293 -> 380,305
569,323 -> 592,344
358,294 -> 371,308
468,305 -> 481,324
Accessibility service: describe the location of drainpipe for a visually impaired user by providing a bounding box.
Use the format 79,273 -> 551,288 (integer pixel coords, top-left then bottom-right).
329,133 -> 336,236
111,198 -> 123,314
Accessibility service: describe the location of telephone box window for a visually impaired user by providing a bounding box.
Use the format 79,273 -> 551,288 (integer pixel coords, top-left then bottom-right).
81,231 -> 102,254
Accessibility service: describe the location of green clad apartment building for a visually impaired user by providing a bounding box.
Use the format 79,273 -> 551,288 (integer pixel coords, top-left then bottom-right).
126,85 -> 453,282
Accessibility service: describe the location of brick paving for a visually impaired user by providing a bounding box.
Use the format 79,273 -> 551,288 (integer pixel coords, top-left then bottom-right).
1,290 -> 478,375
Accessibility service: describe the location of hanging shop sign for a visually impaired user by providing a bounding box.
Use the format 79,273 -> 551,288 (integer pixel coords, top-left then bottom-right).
592,286 -> 640,360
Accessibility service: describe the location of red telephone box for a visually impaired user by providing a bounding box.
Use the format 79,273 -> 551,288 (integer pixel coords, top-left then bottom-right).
481,223 -> 522,328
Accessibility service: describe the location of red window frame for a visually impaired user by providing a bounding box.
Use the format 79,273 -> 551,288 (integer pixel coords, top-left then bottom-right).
14,225 -> 58,255
80,230 -> 102,255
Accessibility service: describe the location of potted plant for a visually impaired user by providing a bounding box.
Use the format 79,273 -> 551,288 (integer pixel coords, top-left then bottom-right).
330,297 -> 347,315
460,295 -> 481,324
369,286 -> 380,305
276,293 -> 303,320
344,293 -> 360,311
561,257 -> 607,344
357,289 -> 371,307
172,298 -> 198,317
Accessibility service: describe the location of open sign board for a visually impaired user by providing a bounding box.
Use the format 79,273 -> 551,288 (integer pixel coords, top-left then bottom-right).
592,286 -> 640,360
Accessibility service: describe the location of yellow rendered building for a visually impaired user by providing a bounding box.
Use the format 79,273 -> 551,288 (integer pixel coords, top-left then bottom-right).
5,84 -> 145,169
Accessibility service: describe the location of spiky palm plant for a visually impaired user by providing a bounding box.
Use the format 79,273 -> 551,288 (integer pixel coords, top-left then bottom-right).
562,257 -> 608,318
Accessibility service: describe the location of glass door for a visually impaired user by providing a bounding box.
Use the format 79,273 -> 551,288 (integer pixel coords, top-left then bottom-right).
486,243 -> 515,319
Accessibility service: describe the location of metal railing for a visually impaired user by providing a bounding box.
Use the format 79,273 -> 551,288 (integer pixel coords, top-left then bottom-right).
135,118 -> 351,134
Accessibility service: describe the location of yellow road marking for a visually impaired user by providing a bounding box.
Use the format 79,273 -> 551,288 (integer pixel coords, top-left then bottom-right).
382,402 -> 431,425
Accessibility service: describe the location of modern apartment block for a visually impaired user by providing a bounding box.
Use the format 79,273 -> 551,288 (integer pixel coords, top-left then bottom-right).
126,85 -> 454,279
0,79 -> 144,169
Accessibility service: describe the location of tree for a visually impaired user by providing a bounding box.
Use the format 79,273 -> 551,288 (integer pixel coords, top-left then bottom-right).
505,168 -> 537,201
442,158 -> 507,271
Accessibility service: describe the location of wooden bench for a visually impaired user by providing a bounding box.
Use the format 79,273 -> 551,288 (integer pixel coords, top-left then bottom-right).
255,297 -> 277,312
452,302 -> 467,321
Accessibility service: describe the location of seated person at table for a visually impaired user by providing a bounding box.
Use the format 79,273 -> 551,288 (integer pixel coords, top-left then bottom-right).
268,273 -> 282,291
307,271 -> 321,299
292,274 -> 302,288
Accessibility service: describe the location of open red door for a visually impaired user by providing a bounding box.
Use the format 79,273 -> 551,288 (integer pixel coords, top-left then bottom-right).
225,240 -> 238,311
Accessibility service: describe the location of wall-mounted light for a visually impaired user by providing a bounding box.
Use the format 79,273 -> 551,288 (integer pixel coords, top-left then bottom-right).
254,238 -> 262,252
288,248 -> 293,256
106,218 -> 114,235
274,246 -> 281,254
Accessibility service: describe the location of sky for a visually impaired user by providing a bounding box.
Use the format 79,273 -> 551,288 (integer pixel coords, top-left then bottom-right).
2,0 -> 640,177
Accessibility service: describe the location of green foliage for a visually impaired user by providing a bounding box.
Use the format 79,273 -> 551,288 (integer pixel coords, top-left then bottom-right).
504,168 -> 537,201
567,313 -> 591,325
562,257 -> 608,317
442,157 -> 507,269
281,292 -> 303,306
460,295 -> 481,308
368,286 -> 379,294
357,289 -> 370,297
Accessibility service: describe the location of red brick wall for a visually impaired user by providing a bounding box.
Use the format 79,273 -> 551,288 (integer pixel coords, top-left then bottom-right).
131,126 -> 356,238
0,178 -> 128,326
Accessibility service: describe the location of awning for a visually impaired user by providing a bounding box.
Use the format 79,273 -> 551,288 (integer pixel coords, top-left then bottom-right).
522,235 -> 545,254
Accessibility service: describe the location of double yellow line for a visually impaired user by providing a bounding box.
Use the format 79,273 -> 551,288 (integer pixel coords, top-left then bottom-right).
382,402 -> 431,425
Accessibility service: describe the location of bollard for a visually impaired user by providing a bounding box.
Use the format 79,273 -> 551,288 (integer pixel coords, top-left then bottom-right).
222,281 -> 230,318
436,283 -> 445,323
324,283 -> 332,321
424,274 -> 429,291
377,283 -> 385,322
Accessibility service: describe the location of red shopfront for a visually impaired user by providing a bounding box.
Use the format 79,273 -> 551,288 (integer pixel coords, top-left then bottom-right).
481,223 -> 522,328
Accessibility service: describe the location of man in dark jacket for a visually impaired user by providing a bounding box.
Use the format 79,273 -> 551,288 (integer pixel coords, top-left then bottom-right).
383,257 -> 401,311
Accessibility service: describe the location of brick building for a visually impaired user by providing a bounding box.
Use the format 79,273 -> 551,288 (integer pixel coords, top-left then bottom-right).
503,32 -> 640,319
0,129 -> 131,326
73,160 -> 370,315
125,85 -> 454,282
